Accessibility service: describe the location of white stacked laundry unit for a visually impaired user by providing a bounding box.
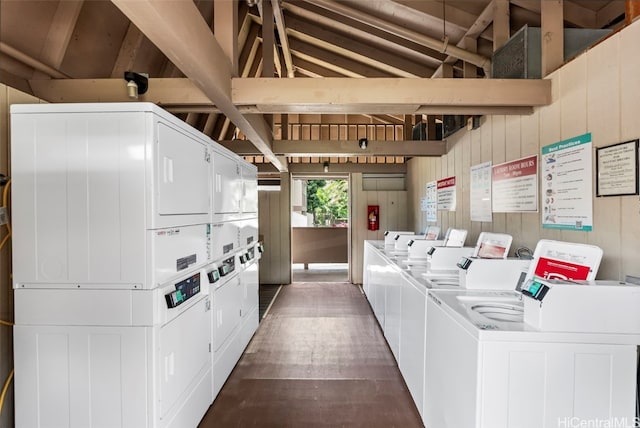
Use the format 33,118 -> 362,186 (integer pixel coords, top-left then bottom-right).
10,103 -> 260,428
208,144 -> 260,399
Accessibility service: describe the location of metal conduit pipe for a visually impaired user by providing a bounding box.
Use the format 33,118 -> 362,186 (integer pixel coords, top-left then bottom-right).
303,0 -> 491,74
0,42 -> 70,79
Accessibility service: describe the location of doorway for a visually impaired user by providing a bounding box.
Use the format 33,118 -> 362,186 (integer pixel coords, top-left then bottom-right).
291,176 -> 350,283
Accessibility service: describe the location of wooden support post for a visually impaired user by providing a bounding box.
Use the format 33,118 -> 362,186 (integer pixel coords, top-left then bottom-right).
626,0 -> 640,23
427,115 -> 437,140
493,0 -> 511,51
214,0 -> 239,76
541,0 -> 564,77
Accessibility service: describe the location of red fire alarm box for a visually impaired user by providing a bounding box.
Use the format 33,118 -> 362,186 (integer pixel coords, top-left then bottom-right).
367,205 -> 379,231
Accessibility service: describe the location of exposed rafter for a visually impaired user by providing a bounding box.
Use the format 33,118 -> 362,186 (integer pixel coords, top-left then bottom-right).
232,77 -> 551,113
219,139 -> 447,157
281,1 -> 444,70
36,0 -> 84,75
257,162 -> 407,174
307,0 -> 491,73
271,0 -> 295,77
3,0 -> 623,169
30,77 -> 544,116
110,0 -> 286,172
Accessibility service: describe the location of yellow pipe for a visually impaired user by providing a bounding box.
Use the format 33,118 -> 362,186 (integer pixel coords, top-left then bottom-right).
2,179 -> 10,236
0,369 -> 13,416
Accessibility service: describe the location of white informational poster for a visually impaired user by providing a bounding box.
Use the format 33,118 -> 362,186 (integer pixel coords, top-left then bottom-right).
470,162 -> 492,222
425,181 -> 437,222
596,139 -> 639,196
420,197 -> 428,212
437,176 -> 456,211
492,155 -> 538,213
541,133 -> 593,231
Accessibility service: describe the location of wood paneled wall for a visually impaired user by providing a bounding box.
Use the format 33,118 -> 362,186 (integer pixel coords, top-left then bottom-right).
407,21 -> 640,281
292,227 -> 348,264
0,84 -> 44,428
257,173 -> 292,285
350,173 -> 408,284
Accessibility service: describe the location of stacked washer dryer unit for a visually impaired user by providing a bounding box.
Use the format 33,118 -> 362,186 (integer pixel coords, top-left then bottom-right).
10,103 -> 260,428
207,143 -> 260,399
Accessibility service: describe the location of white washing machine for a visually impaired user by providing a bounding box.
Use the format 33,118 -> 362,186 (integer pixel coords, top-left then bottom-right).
422,240 -> 638,428
424,289 -> 639,428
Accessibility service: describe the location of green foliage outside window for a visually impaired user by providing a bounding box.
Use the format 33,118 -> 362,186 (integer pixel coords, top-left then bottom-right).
307,179 -> 348,226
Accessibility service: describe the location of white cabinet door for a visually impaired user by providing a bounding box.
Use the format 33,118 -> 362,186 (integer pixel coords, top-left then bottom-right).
240,164 -> 258,213
213,276 -> 242,351
14,325 -> 151,428
156,122 -> 210,216
384,266 -> 402,361
213,151 -> 241,215
241,262 -> 259,318
399,278 -> 427,417
159,296 -> 211,420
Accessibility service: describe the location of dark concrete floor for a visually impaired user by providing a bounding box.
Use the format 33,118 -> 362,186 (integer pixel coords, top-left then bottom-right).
198,281 -> 423,428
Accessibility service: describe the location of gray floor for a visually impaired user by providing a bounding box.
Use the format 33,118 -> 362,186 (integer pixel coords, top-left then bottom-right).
198,280 -> 423,428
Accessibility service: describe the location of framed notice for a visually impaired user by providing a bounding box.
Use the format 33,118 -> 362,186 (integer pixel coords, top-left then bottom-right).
541,133 -> 593,231
425,181 -> 437,222
491,155 -> 538,213
470,162 -> 492,222
596,139 -> 639,197
436,176 -> 456,211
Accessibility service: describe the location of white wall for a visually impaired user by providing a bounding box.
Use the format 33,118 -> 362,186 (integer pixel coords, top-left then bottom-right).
351,173 -> 408,284
407,21 -> 640,281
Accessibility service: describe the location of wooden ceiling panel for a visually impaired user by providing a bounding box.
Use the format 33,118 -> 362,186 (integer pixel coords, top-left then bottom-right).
61,1 -> 130,78
284,14 -> 435,77
0,1 -> 59,58
282,1 -> 447,67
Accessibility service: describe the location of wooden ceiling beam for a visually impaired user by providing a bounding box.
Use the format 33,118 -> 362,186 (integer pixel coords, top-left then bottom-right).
511,0 -> 598,28
38,0 -> 84,74
389,0 -> 479,39
111,24 -> 144,78
283,14 -> 435,77
291,57 -> 346,77
288,39 -> 391,77
29,77 -> 209,104
271,0 -> 295,77
432,0 -> 496,78
596,1 -> 625,28
110,0 -> 285,172
307,0 -> 491,73
219,139 -> 447,157
29,76 -> 544,115
257,162 -> 407,174
281,2 -> 444,69
232,77 -> 551,109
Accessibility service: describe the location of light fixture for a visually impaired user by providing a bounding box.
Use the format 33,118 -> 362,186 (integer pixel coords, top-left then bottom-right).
323,161 -> 329,173
359,137 -> 368,150
124,71 -> 149,100
126,80 -> 138,99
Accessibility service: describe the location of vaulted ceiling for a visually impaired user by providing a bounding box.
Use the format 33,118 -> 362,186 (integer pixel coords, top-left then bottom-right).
0,0 -> 627,174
